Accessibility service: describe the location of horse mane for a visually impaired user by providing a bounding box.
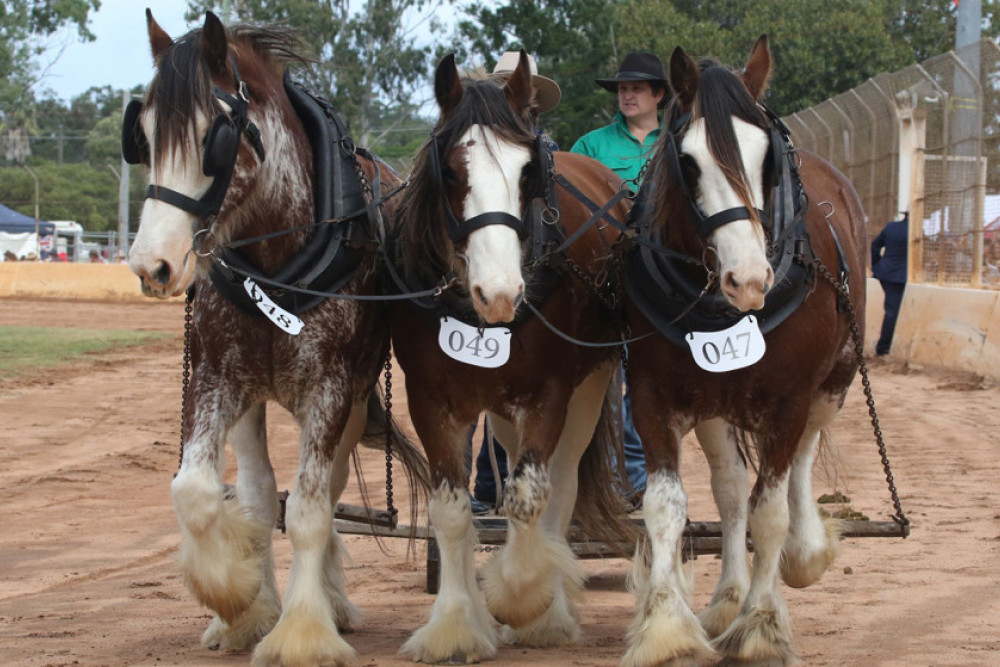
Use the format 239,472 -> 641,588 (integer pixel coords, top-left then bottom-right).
395,72 -> 536,281
146,24 -> 303,171
650,57 -> 770,241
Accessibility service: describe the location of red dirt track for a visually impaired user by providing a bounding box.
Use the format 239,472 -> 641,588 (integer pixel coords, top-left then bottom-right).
1,297 -> 998,666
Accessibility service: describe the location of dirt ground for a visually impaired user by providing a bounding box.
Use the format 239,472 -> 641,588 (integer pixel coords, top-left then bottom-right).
1,297 -> 998,667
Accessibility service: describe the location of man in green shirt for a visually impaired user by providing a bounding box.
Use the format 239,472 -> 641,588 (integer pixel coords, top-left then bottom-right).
570,51 -> 667,185
570,52 -> 668,507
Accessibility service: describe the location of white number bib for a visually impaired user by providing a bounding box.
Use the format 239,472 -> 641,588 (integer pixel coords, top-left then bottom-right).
685,314 -> 765,373
438,317 -> 511,368
244,278 -> 304,336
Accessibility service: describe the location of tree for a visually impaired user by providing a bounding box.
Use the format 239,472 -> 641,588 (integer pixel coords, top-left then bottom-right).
456,0 -> 622,148
618,0 -> 1000,115
0,0 -> 101,162
185,0 -> 441,147
0,162 -> 123,230
31,85 -> 120,164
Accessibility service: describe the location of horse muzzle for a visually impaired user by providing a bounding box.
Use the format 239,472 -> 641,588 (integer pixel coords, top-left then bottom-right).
130,254 -> 195,299
472,284 -> 524,324
720,265 -> 773,312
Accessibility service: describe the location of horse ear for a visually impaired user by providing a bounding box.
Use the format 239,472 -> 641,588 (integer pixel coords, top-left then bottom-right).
434,53 -> 463,116
742,34 -> 771,101
201,11 -> 229,74
669,46 -> 699,110
146,9 -> 173,62
503,50 -> 534,114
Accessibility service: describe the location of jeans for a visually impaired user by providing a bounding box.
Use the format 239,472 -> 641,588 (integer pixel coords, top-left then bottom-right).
622,382 -> 647,496
466,419 -> 509,504
876,281 -> 905,355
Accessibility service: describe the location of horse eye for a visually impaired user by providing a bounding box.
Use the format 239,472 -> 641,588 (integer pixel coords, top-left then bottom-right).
679,154 -> 700,176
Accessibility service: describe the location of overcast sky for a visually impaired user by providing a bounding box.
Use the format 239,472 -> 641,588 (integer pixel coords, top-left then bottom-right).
44,0 -> 202,100
41,0 -> 453,111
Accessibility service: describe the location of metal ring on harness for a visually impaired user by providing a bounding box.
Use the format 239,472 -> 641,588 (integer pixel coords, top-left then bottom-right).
621,179 -> 639,200
339,135 -> 356,158
192,228 -> 216,258
541,207 -> 560,225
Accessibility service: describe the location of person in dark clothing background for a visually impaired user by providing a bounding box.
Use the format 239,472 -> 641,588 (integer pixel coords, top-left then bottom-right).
871,212 -> 909,356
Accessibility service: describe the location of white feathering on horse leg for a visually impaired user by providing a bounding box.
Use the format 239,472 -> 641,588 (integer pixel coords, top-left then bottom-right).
198,405 -> 282,650
200,579 -> 281,651
253,488 -> 353,667
172,466 -> 267,625
782,403 -> 844,588
696,418 -> 751,638
400,484 -> 497,663
715,476 -> 795,665
321,530 -> 362,631
500,578 -> 583,647
482,463 -> 584,629
622,470 -> 715,667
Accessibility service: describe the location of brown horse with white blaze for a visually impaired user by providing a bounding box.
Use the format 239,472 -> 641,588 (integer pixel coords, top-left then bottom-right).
389,52 -> 638,662
622,37 -> 866,666
126,11 -> 426,667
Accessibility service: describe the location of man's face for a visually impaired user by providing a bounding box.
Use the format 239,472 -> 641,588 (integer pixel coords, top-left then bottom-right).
617,81 -> 664,120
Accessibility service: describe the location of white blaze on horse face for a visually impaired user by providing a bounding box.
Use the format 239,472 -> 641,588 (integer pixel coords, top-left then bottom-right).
461,125 -> 529,324
128,105 -> 213,298
682,116 -> 773,312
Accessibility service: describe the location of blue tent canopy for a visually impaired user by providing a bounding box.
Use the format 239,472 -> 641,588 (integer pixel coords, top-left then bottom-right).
0,203 -> 55,236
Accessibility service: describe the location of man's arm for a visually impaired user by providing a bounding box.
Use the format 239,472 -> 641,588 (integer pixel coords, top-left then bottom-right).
870,228 -> 886,269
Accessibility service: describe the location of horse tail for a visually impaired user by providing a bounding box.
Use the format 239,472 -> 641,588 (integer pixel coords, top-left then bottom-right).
355,386 -> 430,554
572,367 -> 643,556
361,387 -> 431,491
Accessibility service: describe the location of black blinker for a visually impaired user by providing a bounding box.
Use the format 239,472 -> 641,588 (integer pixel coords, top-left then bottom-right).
121,99 -> 148,165
202,114 -> 240,176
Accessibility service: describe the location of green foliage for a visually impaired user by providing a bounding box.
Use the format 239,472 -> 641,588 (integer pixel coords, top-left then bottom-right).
0,0 -> 101,158
618,0 -> 1000,115
0,161 -> 143,231
84,114 -> 122,166
456,0 -> 622,148
185,0 -> 438,146
0,325 -> 166,380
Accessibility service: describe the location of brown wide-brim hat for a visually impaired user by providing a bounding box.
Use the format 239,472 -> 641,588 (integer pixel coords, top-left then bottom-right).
492,50 -> 562,113
595,51 -> 667,93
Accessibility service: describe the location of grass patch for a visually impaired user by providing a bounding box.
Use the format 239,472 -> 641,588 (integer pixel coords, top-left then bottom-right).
0,326 -> 168,379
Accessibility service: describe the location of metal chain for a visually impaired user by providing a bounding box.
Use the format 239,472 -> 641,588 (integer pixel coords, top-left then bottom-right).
382,349 -> 396,517
563,255 -> 616,311
178,289 -> 194,471
357,149 -> 396,519
815,261 -> 910,536
353,157 -> 375,201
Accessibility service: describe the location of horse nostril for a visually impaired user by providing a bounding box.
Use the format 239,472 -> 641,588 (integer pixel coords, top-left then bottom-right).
153,261 -> 172,286
724,273 -> 740,292
474,285 -> 488,306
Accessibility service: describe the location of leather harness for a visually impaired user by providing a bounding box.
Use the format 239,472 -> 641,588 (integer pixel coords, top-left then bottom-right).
209,73 -> 379,315
124,64 -> 387,316
386,134 -> 578,326
625,108 -> 846,346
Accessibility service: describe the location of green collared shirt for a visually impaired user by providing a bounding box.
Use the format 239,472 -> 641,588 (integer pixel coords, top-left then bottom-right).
570,111 -> 661,184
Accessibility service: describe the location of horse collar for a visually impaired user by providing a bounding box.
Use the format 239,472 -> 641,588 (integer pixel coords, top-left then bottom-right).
208,74 -> 377,316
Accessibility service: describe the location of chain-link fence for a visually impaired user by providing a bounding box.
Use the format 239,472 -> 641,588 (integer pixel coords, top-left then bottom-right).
783,38 -> 1000,288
